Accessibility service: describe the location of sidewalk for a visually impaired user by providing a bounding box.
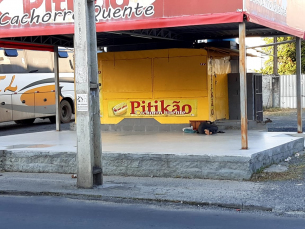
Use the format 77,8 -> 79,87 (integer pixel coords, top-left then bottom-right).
0,172 -> 304,215
0,130 -> 303,180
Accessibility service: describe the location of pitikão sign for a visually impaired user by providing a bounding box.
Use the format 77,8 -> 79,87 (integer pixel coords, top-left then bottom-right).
108,99 -> 197,117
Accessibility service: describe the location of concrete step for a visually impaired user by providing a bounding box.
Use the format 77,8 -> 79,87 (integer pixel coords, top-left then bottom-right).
215,120 -> 265,130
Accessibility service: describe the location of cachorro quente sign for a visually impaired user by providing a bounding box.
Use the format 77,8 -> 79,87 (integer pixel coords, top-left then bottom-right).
108,99 -> 197,117
0,0 -> 155,26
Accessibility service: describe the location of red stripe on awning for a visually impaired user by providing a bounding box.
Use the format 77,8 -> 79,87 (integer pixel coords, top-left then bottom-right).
96,12 -> 244,32
0,40 -> 54,52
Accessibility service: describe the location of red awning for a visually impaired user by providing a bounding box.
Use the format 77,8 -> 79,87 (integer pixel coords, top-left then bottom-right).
246,13 -> 305,39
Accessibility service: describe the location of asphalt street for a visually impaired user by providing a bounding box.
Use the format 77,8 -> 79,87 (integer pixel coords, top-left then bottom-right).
0,195 -> 304,229
0,119 -> 72,137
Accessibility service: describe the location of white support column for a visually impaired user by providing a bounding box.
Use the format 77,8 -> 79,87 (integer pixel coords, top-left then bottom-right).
54,45 -> 61,131
239,22 -> 248,149
74,0 -> 102,188
296,37 -> 302,133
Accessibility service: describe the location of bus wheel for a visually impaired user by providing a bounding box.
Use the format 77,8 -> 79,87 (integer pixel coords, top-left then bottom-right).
60,100 -> 72,123
14,118 -> 35,125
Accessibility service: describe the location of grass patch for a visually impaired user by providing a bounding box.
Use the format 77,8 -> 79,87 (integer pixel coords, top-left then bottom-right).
263,108 -> 299,117
251,154 -> 305,182
263,107 -> 285,112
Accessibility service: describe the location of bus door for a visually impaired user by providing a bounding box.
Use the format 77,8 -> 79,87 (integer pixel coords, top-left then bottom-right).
0,95 -> 13,122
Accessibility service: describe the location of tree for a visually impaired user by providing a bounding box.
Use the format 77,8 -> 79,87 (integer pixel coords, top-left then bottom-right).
258,37 -> 305,75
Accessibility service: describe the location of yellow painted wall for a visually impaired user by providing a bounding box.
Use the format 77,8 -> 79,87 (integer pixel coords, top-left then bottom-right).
98,48 -> 228,124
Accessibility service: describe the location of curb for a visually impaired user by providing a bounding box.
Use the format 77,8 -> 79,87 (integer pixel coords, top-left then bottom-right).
0,190 -> 273,212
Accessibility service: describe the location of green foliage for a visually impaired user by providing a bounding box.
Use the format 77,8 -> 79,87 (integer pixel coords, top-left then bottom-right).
258,37 -> 305,75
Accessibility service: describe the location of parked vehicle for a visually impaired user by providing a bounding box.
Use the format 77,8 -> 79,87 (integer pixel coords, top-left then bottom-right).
0,48 -> 74,124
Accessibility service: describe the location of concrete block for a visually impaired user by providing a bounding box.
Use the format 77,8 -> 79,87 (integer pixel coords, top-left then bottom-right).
134,126 -> 145,131
145,126 -> 159,132
135,118 -> 161,125
110,125 -> 123,131
159,125 -> 171,132
122,126 -> 134,131
0,150 -> 4,171
100,125 -> 110,131
3,151 -> 76,174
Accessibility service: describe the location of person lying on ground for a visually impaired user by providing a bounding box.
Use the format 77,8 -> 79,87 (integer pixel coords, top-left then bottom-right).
198,121 -> 218,135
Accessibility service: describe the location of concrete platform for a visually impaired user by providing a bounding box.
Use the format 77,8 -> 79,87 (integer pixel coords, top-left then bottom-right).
0,130 -> 304,180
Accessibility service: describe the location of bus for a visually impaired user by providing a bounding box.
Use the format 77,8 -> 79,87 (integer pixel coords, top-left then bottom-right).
0,48 -> 74,124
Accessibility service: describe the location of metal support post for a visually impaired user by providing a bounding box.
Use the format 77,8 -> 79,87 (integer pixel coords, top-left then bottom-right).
239,22 -> 248,149
272,37 -> 278,108
273,37 -> 278,76
296,37 -> 302,133
54,45 -> 61,131
74,0 -> 102,188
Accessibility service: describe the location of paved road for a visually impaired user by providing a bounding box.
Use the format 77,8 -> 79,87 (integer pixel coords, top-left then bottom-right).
0,195 -> 304,229
265,110 -> 305,132
0,119 -> 73,137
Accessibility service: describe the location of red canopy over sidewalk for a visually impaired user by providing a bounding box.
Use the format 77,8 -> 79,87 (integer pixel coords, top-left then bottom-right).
0,0 -> 304,40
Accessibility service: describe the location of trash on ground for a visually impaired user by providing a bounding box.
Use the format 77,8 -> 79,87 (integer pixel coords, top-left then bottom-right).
284,157 -> 292,162
71,174 -> 77,178
264,118 -> 272,124
182,126 -> 196,133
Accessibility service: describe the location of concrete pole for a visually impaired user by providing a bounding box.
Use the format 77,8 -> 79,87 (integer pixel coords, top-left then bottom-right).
239,22 -> 248,149
74,0 -> 102,188
296,37 -> 302,133
54,45 -> 61,131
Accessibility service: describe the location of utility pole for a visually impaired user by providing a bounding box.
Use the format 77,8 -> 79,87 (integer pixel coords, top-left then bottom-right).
74,0 -> 102,188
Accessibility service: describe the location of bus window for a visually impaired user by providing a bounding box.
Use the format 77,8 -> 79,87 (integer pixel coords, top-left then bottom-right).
4,49 -> 18,57
58,51 -> 68,58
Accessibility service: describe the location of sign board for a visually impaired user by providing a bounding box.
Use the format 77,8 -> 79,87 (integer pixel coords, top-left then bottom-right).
0,0 -> 304,39
108,99 -> 197,117
77,94 -> 88,112
0,0 -> 243,38
245,0 -> 305,38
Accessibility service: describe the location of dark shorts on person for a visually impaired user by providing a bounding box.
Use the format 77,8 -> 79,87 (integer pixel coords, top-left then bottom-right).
198,122 -> 218,135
